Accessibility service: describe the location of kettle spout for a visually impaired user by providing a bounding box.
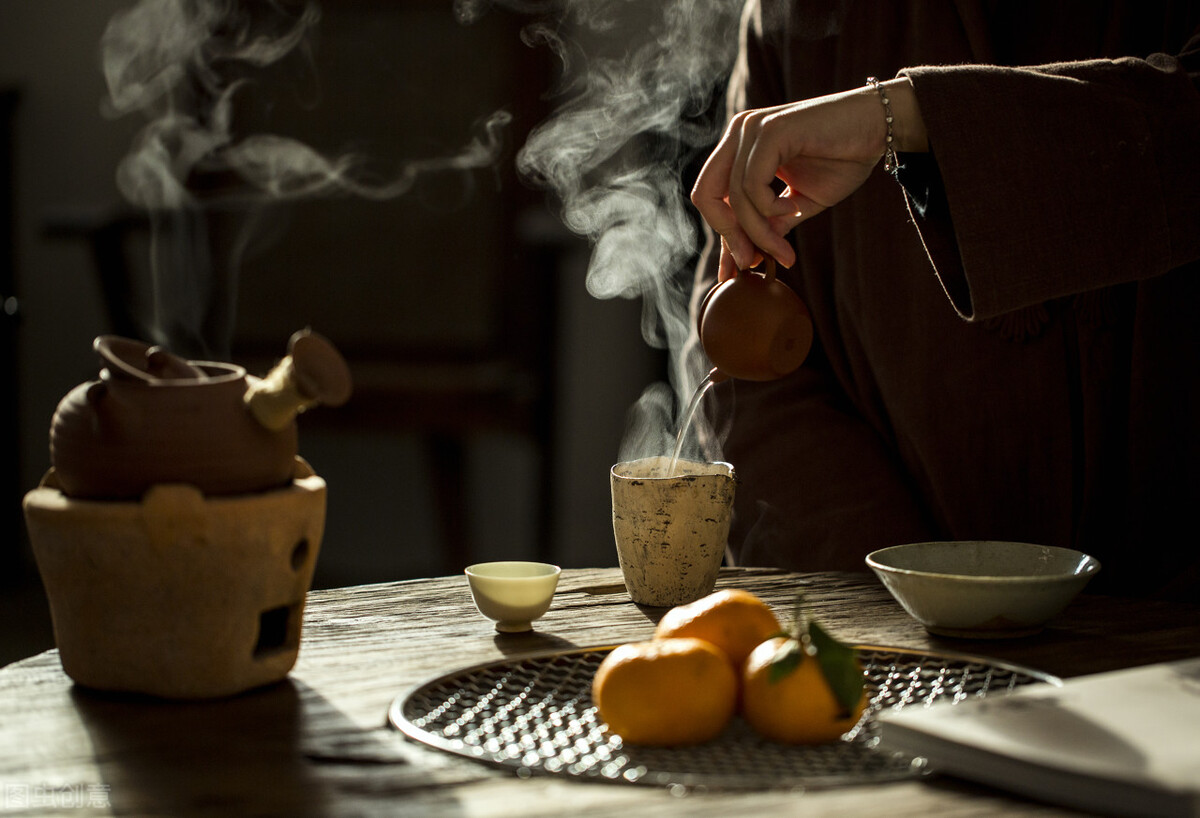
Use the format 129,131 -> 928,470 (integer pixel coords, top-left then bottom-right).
245,329 -> 353,431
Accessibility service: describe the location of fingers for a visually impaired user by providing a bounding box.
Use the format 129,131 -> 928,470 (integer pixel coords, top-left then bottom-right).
716,239 -> 744,283
691,125 -> 757,269
771,185 -> 824,234
692,109 -> 797,270
730,112 -> 799,267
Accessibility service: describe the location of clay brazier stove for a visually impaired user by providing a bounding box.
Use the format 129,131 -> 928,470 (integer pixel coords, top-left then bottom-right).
22,330 -> 351,699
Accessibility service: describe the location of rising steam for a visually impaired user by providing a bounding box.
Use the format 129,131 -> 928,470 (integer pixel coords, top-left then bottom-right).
487,0 -> 744,460
101,0 -> 510,353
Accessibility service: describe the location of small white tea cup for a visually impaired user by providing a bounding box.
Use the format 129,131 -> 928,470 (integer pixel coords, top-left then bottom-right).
465,561 -> 561,632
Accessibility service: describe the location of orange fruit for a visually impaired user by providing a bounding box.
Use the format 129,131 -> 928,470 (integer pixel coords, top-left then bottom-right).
741,636 -> 868,744
592,637 -> 737,746
653,589 -> 781,671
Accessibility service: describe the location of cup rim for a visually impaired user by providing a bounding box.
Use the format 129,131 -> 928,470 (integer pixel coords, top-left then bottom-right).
465,561 -> 561,579
865,541 -> 1101,583
610,457 -> 734,480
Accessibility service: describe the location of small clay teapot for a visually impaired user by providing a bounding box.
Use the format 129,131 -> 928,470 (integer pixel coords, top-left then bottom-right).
696,256 -> 813,381
49,329 -> 351,500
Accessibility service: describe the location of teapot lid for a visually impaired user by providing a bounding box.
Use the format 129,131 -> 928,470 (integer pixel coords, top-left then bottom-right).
94,335 -> 208,383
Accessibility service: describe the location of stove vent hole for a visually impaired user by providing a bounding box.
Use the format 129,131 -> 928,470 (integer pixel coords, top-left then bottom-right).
254,603 -> 299,659
290,538 -> 310,571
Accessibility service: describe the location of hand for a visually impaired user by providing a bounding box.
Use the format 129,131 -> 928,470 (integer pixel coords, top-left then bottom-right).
691,78 -> 926,271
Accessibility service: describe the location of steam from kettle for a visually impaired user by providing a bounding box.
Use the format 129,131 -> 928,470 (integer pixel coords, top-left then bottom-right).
100,0 -> 512,356
102,0 -> 510,210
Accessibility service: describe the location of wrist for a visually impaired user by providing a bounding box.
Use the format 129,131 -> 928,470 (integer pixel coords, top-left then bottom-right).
881,77 -> 928,153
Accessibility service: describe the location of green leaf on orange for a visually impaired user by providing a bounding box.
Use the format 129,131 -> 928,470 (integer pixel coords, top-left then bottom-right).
807,619 -> 864,716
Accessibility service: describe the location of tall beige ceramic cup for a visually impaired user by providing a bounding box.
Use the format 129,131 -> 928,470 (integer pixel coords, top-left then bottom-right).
610,456 -> 736,607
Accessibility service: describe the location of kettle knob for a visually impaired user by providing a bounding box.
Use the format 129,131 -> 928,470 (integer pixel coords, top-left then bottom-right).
697,257 -> 813,381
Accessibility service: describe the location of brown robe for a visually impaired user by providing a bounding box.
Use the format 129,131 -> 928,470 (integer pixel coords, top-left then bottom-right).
692,0 -> 1200,599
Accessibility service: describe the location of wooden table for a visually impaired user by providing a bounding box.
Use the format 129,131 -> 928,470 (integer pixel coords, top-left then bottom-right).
2,566 -> 1198,816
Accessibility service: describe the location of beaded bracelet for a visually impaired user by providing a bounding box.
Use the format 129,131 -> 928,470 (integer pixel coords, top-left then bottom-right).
866,77 -> 899,173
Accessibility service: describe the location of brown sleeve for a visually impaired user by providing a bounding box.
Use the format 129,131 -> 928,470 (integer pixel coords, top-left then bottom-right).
902,27 -> 1200,320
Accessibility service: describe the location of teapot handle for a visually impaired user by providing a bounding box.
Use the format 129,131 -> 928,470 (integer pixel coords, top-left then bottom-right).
732,253 -> 777,282
244,329 -> 352,431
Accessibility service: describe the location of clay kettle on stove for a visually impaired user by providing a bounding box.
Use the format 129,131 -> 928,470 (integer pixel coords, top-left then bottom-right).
696,256 -> 813,381
49,329 -> 352,500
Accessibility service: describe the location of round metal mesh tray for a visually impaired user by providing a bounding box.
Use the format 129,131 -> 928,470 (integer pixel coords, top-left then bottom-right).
389,645 -> 1058,790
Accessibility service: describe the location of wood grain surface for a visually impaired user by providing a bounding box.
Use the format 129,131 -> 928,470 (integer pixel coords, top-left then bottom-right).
2,566 -> 1197,817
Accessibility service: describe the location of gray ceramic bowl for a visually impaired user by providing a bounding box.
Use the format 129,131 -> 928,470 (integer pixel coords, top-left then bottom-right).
865,541 -> 1101,639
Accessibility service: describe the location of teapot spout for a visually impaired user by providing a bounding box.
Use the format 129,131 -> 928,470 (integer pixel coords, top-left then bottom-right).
245,330 -> 352,431
706,366 -> 731,384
